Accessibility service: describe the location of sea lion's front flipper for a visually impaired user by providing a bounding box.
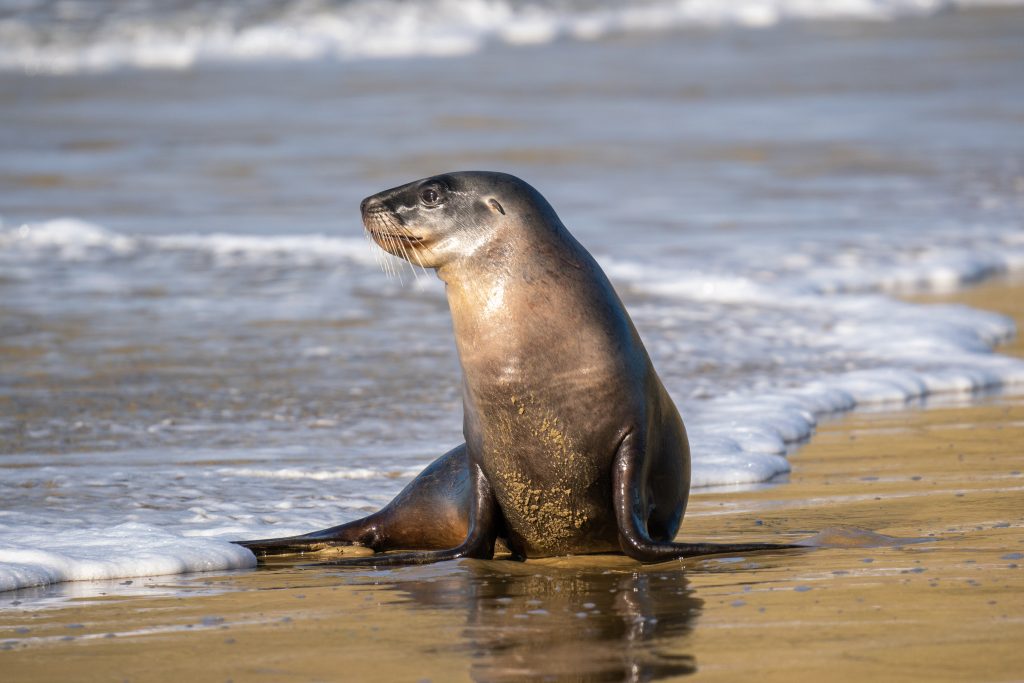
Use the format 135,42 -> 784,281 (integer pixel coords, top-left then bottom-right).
236,444 -> 474,558
613,432 -> 801,563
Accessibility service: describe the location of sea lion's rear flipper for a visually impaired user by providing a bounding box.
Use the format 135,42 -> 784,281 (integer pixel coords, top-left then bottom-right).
612,432 -> 801,563
234,522 -> 369,556
321,459 -> 501,567
236,444 -> 474,558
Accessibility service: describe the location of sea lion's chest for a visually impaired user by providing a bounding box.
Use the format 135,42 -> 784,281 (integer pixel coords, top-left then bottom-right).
451,274 -> 643,556
470,388 -> 621,557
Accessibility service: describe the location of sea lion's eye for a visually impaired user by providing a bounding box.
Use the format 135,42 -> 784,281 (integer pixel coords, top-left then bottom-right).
420,188 -> 442,206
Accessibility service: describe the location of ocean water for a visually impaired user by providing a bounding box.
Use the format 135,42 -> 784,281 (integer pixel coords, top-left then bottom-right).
2,1 -> 1024,594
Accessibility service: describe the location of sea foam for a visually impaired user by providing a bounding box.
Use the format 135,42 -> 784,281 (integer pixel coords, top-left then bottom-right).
2,0 -> 1022,74
0,524 -> 255,593
0,218 -> 378,267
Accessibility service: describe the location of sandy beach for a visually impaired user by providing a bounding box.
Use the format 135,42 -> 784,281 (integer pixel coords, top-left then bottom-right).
3,280 -> 1021,681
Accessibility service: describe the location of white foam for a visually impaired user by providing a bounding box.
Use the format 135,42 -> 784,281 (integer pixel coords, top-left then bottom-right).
2,0 -> 1021,74
218,465 -> 424,481
0,218 -> 378,267
0,524 -> 255,593
600,230 -> 1024,490
0,218 -> 136,260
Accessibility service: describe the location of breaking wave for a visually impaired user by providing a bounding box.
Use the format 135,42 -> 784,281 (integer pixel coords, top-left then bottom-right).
2,0 -> 1022,74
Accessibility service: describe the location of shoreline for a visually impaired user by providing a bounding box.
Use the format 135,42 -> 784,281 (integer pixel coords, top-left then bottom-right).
2,280 -> 1023,680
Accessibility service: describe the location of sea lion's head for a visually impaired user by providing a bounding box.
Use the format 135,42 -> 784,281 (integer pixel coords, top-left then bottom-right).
360,171 -> 560,271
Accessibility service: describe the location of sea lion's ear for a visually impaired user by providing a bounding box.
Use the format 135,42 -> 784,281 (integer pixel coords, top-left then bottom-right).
487,198 -> 505,216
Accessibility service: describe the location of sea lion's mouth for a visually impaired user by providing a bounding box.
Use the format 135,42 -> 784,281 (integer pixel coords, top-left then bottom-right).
362,208 -> 426,248
366,226 -> 426,247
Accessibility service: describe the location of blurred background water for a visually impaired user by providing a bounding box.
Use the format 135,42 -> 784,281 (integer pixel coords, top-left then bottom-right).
1,0 -> 1024,592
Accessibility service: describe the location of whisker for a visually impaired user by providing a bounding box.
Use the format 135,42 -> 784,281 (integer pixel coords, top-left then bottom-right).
365,210 -> 435,284
380,217 -> 401,281
388,218 -> 414,282
386,229 -> 403,284
385,213 -> 425,280
369,215 -> 395,280
365,223 -> 387,277
368,225 -> 385,276
398,220 -> 429,278
367,219 -> 388,279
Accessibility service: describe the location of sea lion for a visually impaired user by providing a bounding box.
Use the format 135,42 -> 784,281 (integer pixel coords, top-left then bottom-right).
237,171 -> 795,565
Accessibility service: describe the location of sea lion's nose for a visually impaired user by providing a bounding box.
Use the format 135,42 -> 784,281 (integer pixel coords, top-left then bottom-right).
360,196 -> 386,215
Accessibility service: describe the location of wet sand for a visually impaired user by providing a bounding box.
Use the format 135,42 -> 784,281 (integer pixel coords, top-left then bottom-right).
2,282 -> 1023,682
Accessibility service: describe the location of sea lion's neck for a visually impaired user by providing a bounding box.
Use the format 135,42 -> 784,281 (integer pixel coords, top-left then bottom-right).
439,229 -> 580,345
440,254 -> 544,363
438,228 -> 633,396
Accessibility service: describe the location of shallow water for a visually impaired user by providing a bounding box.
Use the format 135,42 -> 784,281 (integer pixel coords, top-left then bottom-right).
2,4 -> 1024,592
